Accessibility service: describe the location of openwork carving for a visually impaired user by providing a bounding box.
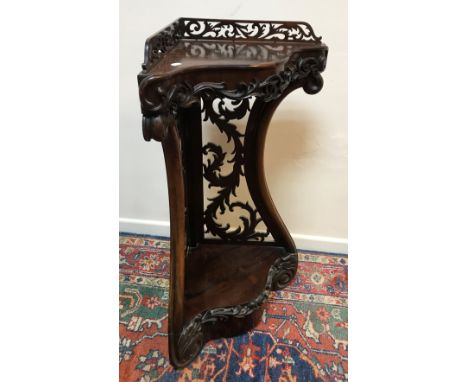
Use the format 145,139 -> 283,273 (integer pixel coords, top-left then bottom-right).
202,96 -> 269,241
141,18 -> 323,71
140,55 -> 325,238
177,252 -> 298,363
138,17 -> 328,370
142,19 -> 182,70
182,18 -> 322,42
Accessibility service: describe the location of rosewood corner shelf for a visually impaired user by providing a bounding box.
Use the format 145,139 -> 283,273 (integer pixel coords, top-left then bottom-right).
137,17 -> 328,368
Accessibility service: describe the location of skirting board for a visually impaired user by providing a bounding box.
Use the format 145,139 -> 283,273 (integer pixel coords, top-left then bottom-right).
119,217 -> 348,254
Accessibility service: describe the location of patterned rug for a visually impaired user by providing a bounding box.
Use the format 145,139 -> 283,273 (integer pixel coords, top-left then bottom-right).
119,233 -> 348,382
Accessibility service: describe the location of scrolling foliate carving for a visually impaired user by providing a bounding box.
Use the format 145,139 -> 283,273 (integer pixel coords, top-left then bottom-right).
182,18 -> 322,42
271,253 -> 299,290
139,55 -> 326,118
177,252 -> 298,363
139,55 -> 326,237
201,96 -> 269,242
138,18 -> 327,370
141,18 -> 323,71
142,20 -> 182,70
140,56 -> 326,237
142,114 -> 173,142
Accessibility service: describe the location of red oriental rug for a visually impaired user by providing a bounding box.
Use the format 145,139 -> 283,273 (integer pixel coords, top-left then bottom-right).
119,233 -> 348,382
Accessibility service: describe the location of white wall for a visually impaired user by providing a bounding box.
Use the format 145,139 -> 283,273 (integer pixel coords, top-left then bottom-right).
120,0 -> 347,253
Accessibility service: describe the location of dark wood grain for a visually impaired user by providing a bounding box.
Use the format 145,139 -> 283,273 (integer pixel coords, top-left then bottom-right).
137,17 -> 327,368
184,244 -> 287,321
159,116 -> 187,367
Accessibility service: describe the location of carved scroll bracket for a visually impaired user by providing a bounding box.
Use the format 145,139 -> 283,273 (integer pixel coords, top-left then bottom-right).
139,80 -> 200,142
142,114 -> 173,142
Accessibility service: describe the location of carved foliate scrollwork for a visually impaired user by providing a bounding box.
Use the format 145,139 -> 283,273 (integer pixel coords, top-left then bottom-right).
176,316 -> 204,365
177,252 -> 297,363
142,19 -> 182,70
138,18 -> 327,369
182,18 -> 322,42
139,54 -> 326,118
142,114 -> 171,142
141,18 -> 322,71
140,55 -> 325,237
271,253 -> 299,290
201,97 -> 269,241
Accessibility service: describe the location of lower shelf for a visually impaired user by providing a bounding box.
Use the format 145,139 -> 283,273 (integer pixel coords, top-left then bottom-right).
173,242 -> 298,367
184,243 -> 287,322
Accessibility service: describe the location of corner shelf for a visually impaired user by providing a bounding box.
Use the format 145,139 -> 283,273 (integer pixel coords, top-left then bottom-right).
137,17 -> 327,368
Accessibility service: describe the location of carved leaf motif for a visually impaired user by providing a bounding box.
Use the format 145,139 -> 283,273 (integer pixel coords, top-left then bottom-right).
139,55 -> 326,137
202,96 -> 270,242
182,19 -> 322,42
141,18 -> 323,71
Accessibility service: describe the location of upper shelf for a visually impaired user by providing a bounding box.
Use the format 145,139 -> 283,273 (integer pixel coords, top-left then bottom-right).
140,18 -> 327,82
138,19 -> 328,117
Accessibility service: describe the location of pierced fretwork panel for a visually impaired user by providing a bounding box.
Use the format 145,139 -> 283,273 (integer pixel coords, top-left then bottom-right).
201,96 -> 273,242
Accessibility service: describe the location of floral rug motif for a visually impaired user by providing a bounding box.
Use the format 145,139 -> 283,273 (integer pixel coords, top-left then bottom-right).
119,233 -> 348,382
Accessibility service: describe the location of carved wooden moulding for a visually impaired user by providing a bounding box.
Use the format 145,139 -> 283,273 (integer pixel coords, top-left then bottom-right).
137,17 -> 327,368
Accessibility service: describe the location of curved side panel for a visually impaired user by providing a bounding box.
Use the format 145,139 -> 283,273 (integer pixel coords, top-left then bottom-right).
244,85 -> 302,254
160,117 -> 191,368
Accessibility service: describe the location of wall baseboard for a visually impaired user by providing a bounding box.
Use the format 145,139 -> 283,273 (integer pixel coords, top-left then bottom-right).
119,217 -> 348,254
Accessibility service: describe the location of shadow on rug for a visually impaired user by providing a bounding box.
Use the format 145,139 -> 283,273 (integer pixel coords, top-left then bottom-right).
119,233 -> 348,382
